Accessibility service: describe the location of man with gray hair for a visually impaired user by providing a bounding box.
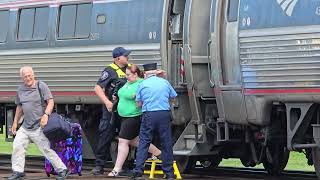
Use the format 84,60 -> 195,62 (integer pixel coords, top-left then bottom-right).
7,66 -> 69,180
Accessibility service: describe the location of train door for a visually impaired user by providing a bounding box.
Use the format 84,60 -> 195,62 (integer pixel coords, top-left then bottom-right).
173,0 -> 216,172
182,0 -> 212,136
210,0 -> 248,129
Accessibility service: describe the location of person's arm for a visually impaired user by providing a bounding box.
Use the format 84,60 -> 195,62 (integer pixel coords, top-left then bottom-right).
94,85 -> 113,112
45,98 -> 54,115
40,98 -> 54,128
95,69 -> 114,112
12,105 -> 23,135
168,82 -> 178,99
135,83 -> 143,108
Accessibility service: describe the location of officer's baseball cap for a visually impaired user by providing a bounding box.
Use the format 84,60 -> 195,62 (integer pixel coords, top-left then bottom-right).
143,63 -> 157,71
112,47 -> 131,58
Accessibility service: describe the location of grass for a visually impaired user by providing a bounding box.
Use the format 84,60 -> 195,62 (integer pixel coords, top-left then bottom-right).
0,126 -> 316,172
0,126 -> 41,156
220,151 -> 315,171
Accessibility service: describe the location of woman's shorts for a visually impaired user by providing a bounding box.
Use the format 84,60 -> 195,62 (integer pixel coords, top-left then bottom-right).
119,115 -> 141,140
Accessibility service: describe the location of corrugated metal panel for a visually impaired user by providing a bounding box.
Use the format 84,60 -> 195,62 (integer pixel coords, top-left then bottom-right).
239,26 -> 320,89
0,44 -> 161,92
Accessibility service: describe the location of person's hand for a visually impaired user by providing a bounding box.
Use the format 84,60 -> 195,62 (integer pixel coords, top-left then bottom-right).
156,69 -> 166,77
40,114 -> 49,128
11,122 -> 18,135
105,101 -> 113,112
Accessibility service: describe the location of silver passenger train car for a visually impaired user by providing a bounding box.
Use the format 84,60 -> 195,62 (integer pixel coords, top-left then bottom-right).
1,0 -> 320,178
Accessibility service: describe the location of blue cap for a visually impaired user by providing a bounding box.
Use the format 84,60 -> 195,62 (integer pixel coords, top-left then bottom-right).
143,63 -> 157,71
112,47 -> 131,58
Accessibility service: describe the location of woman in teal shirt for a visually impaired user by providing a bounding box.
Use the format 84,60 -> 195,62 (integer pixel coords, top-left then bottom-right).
108,64 -> 161,177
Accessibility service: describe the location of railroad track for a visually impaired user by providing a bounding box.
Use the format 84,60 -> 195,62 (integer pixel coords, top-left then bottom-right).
0,154 -> 318,180
190,166 -> 318,180
0,154 -> 97,173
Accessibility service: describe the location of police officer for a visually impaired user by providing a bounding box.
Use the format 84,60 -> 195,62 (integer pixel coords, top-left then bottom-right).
91,47 -> 131,175
131,63 -> 177,180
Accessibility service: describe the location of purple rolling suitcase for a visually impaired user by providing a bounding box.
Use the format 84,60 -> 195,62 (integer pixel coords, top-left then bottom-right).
45,123 -> 82,177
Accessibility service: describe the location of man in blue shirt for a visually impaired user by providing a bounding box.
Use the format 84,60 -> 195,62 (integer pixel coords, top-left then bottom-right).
131,63 -> 177,180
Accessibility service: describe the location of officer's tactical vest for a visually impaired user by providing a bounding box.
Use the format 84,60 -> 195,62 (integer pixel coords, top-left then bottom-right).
109,63 -> 127,78
106,63 -> 130,99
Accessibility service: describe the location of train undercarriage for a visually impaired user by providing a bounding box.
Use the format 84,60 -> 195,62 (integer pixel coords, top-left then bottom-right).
171,98 -> 320,178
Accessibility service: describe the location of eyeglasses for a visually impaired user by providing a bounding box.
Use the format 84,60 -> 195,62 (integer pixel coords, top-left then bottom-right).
23,74 -> 33,80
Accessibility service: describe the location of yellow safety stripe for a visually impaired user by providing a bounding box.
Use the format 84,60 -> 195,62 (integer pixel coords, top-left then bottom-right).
109,63 -> 131,78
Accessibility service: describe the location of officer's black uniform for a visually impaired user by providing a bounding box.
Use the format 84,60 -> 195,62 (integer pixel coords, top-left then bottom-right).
95,65 -> 127,168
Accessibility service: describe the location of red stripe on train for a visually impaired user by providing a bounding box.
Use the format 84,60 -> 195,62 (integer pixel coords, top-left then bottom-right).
0,91 -> 96,96
244,88 -> 320,95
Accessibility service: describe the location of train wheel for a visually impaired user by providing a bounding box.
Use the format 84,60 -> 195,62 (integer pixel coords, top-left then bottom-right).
312,147 -> 320,178
175,156 -> 196,173
263,144 -> 289,175
199,156 -> 222,168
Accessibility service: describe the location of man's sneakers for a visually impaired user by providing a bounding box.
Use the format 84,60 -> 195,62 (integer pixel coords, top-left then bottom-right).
56,169 -> 70,180
7,171 -> 25,180
90,166 -> 104,175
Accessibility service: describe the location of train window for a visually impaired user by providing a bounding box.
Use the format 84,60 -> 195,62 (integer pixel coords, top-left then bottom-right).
33,7 -> 50,40
59,5 -> 77,38
18,8 -> 35,41
75,4 -> 92,37
18,7 -> 49,41
0,10 -> 9,43
227,0 -> 239,22
58,3 -> 92,39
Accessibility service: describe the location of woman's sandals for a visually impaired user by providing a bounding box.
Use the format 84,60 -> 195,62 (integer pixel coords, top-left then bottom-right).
108,169 -> 120,177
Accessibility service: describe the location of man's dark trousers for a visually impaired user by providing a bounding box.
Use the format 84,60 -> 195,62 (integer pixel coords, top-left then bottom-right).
95,106 -> 114,167
134,110 -> 174,178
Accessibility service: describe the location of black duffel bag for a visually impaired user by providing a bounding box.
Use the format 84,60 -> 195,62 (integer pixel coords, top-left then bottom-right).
43,113 -> 73,141
37,81 -> 73,141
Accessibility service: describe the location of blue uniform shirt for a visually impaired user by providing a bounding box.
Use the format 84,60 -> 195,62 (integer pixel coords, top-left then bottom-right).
136,76 -> 177,112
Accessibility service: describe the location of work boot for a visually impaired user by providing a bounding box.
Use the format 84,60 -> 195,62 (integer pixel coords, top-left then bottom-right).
130,172 -> 144,180
91,166 -> 104,175
56,169 -> 70,180
7,171 -> 25,180
164,174 -> 176,180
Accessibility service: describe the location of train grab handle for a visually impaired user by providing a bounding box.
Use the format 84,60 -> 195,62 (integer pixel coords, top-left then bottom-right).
207,40 -> 215,87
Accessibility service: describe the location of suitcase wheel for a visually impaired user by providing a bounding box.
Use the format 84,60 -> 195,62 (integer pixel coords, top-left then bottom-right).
46,173 -> 50,177
78,172 -> 82,176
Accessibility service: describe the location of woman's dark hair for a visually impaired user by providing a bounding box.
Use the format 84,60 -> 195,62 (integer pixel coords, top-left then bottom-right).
127,64 -> 144,78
